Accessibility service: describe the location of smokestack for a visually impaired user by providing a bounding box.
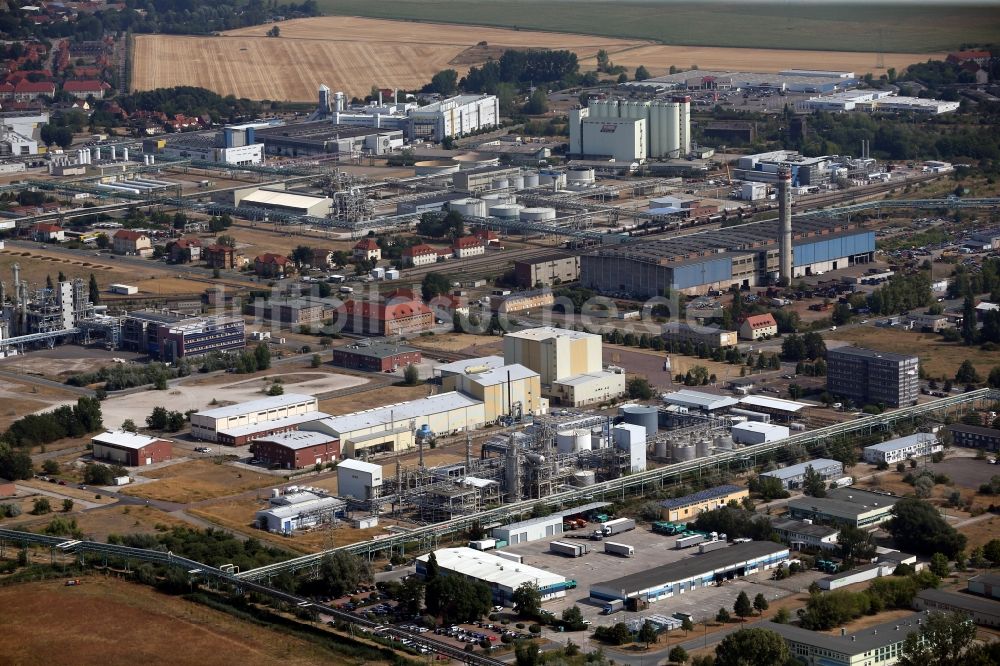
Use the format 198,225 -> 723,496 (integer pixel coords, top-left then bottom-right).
778,165 -> 793,284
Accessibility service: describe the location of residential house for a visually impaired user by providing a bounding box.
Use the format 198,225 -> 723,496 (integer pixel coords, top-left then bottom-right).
739,313 -> 778,340
254,253 -> 293,278
112,230 -> 153,257
353,238 -> 381,261
62,80 -> 107,100
453,235 -> 485,259
402,244 -> 439,267
32,223 -> 64,242
13,81 -> 55,102
204,244 -> 237,269
168,237 -> 202,263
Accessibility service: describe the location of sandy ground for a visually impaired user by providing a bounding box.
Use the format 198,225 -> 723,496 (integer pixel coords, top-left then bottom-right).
0,376 -> 81,430
121,459 -> 278,503
409,332 -> 503,355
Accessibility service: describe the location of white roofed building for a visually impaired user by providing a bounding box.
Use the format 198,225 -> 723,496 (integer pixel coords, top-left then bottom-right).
336,458 -> 383,501
662,389 -> 739,412
416,547 -> 569,606
190,393 -> 319,442
863,433 -> 941,465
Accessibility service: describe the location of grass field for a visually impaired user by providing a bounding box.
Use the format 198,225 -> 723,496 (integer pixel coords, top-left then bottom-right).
316,1 -> 1000,53
0,578 -> 358,666
121,460 -> 277,504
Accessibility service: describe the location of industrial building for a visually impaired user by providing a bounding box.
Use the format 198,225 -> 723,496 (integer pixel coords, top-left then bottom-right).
662,322 -> 738,350
492,514 -> 564,545
914,589 -> 1000,627
154,315 -> 245,362
514,252 -> 580,288
787,488 -> 899,529
255,491 -> 345,534
946,423 -> 1000,452
301,392 -> 485,457
737,395 -> 808,421
762,613 -> 924,666
160,123 -> 266,165
862,433 -> 940,465
589,541 -> 788,603
734,150 -> 833,187
190,394 -> 319,442
91,431 -> 172,467
569,96 -> 691,160
581,216 -> 875,297
250,431 -> 340,469
336,299 -> 434,337
761,458 -> 844,489
550,370 -> 626,407
969,573 -> 1000,600
625,68 -> 857,94
255,121 -> 403,157
407,95 -> 499,142
214,411 -> 331,447
234,185 -> 333,218
659,484 -> 749,522
336,458 -> 383,500
416,547 -> 569,606
770,518 -> 839,550
331,340 -> 422,373
803,91 -> 961,115
662,389 -> 739,413
448,363 -> 545,422
827,346 -> 920,408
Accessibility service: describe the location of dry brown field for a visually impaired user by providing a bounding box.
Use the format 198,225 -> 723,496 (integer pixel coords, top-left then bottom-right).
828,327 -> 1000,380
132,16 -> 939,101
0,578 -> 359,666
221,222 -> 355,257
0,377 -> 81,431
120,460 -> 277,503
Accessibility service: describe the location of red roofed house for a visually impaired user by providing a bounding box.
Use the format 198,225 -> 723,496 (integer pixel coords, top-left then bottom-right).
402,243 -> 439,267
32,223 -> 65,242
254,253 -> 293,278
353,238 -> 381,261
453,235 -> 485,259
473,228 -> 501,246
112,229 -> 153,257
738,313 -> 778,341
204,244 -> 237,269
62,79 -> 109,100
0,83 -> 14,100
338,298 -> 434,336
310,248 -> 334,269
168,237 -> 202,263
13,81 -> 55,102
947,50 -> 993,67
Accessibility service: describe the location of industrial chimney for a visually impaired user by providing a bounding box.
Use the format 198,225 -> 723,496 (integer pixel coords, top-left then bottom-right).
778,165 -> 792,284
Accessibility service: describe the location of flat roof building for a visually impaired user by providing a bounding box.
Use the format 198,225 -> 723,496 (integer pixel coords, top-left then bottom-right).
255,491 -> 345,534
662,389 -> 739,412
590,541 -> 788,603
450,363 -> 545,422
787,487 -> 900,529
416,547 -> 568,606
731,421 -> 789,445
408,95 -> 499,142
250,431 -> 340,469
762,612 -> 926,666
761,458 -> 844,489
969,572 -> 1000,600
659,484 -> 749,522
947,424 -> 1000,452
215,411 -> 331,447
827,346 -> 919,408
863,433 -> 941,465
661,322 -> 738,350
336,458 -> 383,501
738,395 -> 808,420
771,517 -> 840,550
514,252 -> 580,289
234,186 -> 332,218
914,589 -> 1000,627
331,340 -> 422,373
190,394 -> 319,442
91,431 -> 172,467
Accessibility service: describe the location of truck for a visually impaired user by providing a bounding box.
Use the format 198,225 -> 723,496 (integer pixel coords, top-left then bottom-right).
602,518 -> 636,537
602,599 -> 624,615
699,539 -> 728,554
676,534 -> 706,549
550,541 -> 589,558
604,541 -> 635,557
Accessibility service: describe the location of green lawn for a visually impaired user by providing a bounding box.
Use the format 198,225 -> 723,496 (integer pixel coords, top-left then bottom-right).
316,0 -> 999,53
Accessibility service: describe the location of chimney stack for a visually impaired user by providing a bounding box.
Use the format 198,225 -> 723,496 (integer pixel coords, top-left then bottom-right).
778,165 -> 793,284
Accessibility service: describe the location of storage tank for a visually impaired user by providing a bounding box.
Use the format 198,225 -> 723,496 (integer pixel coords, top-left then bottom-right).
654,440 -> 668,458
672,442 -> 696,462
714,435 -> 735,450
91,146 -> 100,162
414,159 -> 460,175
489,203 -> 523,219
557,429 -> 590,454
664,100 -> 681,158
572,470 -> 596,487
519,207 -> 556,222
509,175 -> 525,190
591,427 -> 606,450
620,405 -> 658,439
482,192 -> 515,205
449,198 -> 487,218
121,148 -> 129,161
566,168 -> 595,184
522,172 -> 540,188
491,178 -> 509,190
453,152 -> 498,170
696,438 -> 711,458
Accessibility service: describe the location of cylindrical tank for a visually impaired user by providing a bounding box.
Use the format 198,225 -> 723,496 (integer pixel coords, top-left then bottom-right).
522,172 -> 539,188
121,147 -> 129,161
591,427 -> 605,450
453,152 -> 498,170
489,203 -> 522,219
509,175 -> 525,190
556,429 -> 590,454
654,440 -> 668,458
525,452 -> 545,464
91,146 -> 100,162
620,405 -> 658,439
519,207 -> 556,222
481,192 -> 515,205
572,471 -> 596,487
575,429 -> 592,452
271,488 -> 280,498
714,435 -> 735,450
696,438 -> 711,458
491,178 -> 509,190
665,100 -> 681,158
448,198 -> 487,218
414,159 -> 460,175
672,442 -> 696,462
566,168 -> 595,184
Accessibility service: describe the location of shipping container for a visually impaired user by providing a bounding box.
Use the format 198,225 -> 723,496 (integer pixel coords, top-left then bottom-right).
493,550 -> 523,564
550,540 -> 588,557
676,534 -> 706,549
604,541 -> 635,557
699,539 -> 728,554
469,538 -> 497,551
602,518 -> 636,536
602,599 -> 624,614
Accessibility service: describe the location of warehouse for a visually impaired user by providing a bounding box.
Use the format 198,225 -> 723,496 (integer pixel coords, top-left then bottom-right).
514,252 -> 581,288
624,68 -> 857,94
215,411 -> 331,447
662,389 -> 739,413
250,431 -> 340,469
331,340 -> 422,373
659,485 -> 749,522
255,122 -> 403,157
452,165 -> 522,193
492,514 -> 564,545
449,363 -> 545,422
761,458 -> 843,489
255,491 -> 345,534
337,458 -> 383,500
762,613 -> 922,666
551,370 -> 627,407
589,541 -> 788,603
862,433 -> 940,465
914,589 -> 1000,627
581,217 -> 875,297
91,431 -> 172,467
969,573 -> 1000,599
573,115 -> 647,162
234,186 -> 332,218
770,518 -> 839,550
190,394 -> 319,442
787,488 -> 899,529
416,547 -> 568,606
408,94 -> 499,141
737,395 -> 808,421
301,392 -> 485,457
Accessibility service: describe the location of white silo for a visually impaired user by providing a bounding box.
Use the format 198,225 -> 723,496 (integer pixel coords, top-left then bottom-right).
449,198 -> 487,218
91,146 -> 100,162
522,172 -> 539,188
77,149 -> 88,164
121,147 -> 129,161
696,438 -> 712,458
109,145 -> 116,160
572,471 -> 596,487
482,192 -> 515,205
574,429 -> 591,451
557,430 -> 576,454
675,95 -> 691,156
665,100 -> 681,158
591,427 -> 606,450
491,178 -> 509,190
566,168 -> 595,184
672,441 -> 696,462
489,203 -> 522,219
149,154 -> 155,165
509,174 -> 525,190
654,440 -> 668,458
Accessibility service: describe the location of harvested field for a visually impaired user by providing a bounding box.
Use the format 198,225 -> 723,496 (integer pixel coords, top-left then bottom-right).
221,222 -> 355,258
121,460 -> 277,503
827,327 -> 1000,380
0,578 -> 361,666
11,504 -> 188,542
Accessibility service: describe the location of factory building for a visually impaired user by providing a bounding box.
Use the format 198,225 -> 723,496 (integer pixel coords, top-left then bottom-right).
659,485 -> 749,522
762,613 -> 924,666
734,150 -> 832,187
160,123 -> 266,165
569,96 -> 691,160
301,392 -> 485,457
255,491 -> 345,534
803,91 -> 961,115
947,423 -> 1000,452
787,488 -> 899,529
416,547 -> 569,606
662,389 -> 739,413
550,370 -> 626,407
732,421 -> 789,445
914,589 -> 1000,627
590,541 -> 788,603
448,363 -> 545,423
661,322 -> 738,350
190,394 -> 319,442
514,252 -> 580,288
91,431 -> 172,467
827,346 -> 919,408
156,315 -> 245,362
770,518 -> 840,550
336,458 -> 383,500
492,514 -> 564,545
436,356 -> 506,390
408,95 -> 499,141
331,340 -> 422,373
862,433 -> 940,465
214,411 -> 331,447
737,395 -> 808,422
234,185 -> 333,218
623,68 -> 857,95
255,121 -> 403,157
250,431 -> 340,469
761,458 -> 844,489
581,217 -> 875,297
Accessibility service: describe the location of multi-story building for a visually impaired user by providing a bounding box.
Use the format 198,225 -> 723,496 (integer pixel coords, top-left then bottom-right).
787,487 -> 899,529
402,244 -> 439,267
763,613 -> 925,666
337,299 -> 434,336
112,230 -> 152,257
761,458 -> 844,489
190,393 -> 319,442
407,94 -> 499,142
662,322 -> 738,350
254,253 -> 293,278
947,424 -> 1000,452
452,236 -> 485,259
331,340 -> 422,372
503,326 -> 601,387
827,346 -> 919,408
449,363 -> 544,422
62,80 -> 107,100
168,237 -> 202,263
862,433 -> 940,465
514,252 -> 580,288
204,244 -> 238,269
353,238 -> 381,261
250,431 -> 340,469
738,313 -> 778,340
155,315 -> 245,362
490,290 -> 555,314
771,518 -> 840,550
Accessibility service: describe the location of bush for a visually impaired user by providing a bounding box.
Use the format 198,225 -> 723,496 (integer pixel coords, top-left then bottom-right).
528,624 -> 541,634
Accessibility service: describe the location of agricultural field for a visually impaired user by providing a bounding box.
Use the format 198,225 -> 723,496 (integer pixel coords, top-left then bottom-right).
132,15 -> 944,101
120,460 -> 278,503
315,1 -> 1000,53
0,578 -> 358,666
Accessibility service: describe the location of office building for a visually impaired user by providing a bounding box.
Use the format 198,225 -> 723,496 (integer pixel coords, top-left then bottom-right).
331,340 -> 422,373
770,518 -> 840,550
762,613 -> 925,666
914,589 -> 1000,627
408,95 -> 499,141
416,547 -> 568,606
761,458 -> 844,489
659,485 -> 749,522
787,488 -> 899,529
947,424 -> 1000,452
827,346 -> 919,408
862,433 -> 940,465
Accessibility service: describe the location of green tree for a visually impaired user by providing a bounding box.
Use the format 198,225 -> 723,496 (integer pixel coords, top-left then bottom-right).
803,465 -> 827,497
716,607 -> 731,623
254,343 -> 271,370
317,550 -> 372,598
62,498 -> 74,512
121,419 -> 137,433
267,382 -> 284,396
733,590 -> 753,621
774,607 -> 791,624
88,273 -> 100,305
561,605 -> 586,631
31,497 -> 52,515
421,271 -> 452,301
838,523 -> 875,563
962,296 -> 977,345
515,640 -> 541,666
428,69 -> 459,96
888,497 -> 967,557
638,619 -> 658,647
634,65 -> 651,81
753,592 -> 769,616
523,87 -> 549,115
899,611 -> 976,666
41,459 -> 59,475
512,581 -> 542,620
955,359 -> 980,385
681,616 -> 695,634
668,646 -> 689,664
290,245 -> 313,268
83,463 -> 114,485
929,552 -> 950,577
146,406 -> 168,430
988,366 -> 1000,389
788,383 -> 802,400
403,364 -> 420,386
715,628 -> 790,666
984,539 -> 1000,566
396,576 -> 424,617
426,575 -> 491,624
310,353 -> 322,368
627,376 -> 653,400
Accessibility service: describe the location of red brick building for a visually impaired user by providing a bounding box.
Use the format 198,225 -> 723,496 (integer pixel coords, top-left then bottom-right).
337,299 -> 434,336
332,340 -> 422,372
254,253 -> 292,278
204,244 -> 237,269
250,431 -> 340,469
91,431 -> 172,467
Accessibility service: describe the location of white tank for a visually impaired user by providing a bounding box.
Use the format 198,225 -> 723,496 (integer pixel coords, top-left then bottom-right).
696,438 -> 711,458
449,198 -> 487,218
509,175 -> 525,190
482,192 -> 515,204
654,440 -> 668,458
672,442 -> 696,462
522,173 -> 539,188
271,488 -> 280,498
489,203 -> 522,219
414,159 -> 460,175
572,471 -> 596,487
453,152 -> 498,170
519,207 -> 556,222
714,435 -> 735,450
491,178 -> 509,190
557,429 -> 590,454
665,101 -> 681,158
566,168 -> 595,184
91,146 -> 100,162
591,427 -> 605,450
121,148 -> 129,161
